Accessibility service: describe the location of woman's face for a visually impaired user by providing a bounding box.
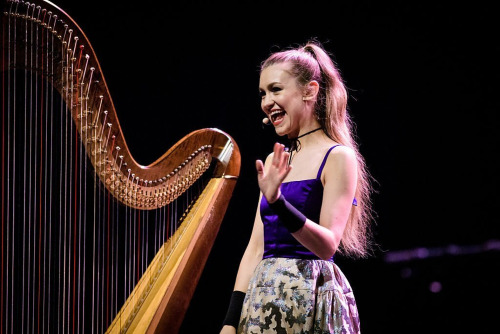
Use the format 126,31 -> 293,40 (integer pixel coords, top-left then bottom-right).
259,63 -> 308,137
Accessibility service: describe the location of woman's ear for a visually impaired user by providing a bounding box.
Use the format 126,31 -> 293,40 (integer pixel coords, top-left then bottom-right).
302,80 -> 319,101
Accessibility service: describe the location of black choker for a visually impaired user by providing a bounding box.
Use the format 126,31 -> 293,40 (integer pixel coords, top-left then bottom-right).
287,127 -> 322,164
288,127 -> 323,153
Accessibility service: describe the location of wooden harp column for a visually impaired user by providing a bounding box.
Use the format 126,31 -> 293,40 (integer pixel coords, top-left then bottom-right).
0,0 -> 241,333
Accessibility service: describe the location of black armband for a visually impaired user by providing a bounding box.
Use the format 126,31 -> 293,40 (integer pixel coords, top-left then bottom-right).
268,194 -> 307,233
222,290 -> 246,328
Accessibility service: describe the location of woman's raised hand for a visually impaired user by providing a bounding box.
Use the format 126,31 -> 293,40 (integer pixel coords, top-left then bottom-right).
255,143 -> 292,203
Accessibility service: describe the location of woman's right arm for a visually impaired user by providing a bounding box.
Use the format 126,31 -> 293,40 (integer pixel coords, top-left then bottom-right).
233,195 -> 264,291
220,195 -> 264,333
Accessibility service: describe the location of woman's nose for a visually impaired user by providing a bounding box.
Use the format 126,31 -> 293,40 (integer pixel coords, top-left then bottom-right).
261,94 -> 274,109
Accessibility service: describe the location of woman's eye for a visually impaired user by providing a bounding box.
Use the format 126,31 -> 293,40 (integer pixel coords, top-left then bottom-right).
259,86 -> 281,98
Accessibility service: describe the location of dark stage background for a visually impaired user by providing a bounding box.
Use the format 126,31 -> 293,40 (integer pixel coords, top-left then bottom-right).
47,1 -> 499,333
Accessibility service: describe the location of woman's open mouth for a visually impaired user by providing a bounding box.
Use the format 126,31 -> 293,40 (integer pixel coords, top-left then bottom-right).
269,110 -> 286,124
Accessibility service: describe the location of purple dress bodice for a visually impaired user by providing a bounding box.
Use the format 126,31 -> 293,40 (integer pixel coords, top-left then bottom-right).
260,145 -> 341,262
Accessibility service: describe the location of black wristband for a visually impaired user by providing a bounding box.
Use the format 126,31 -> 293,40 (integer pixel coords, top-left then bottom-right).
222,290 -> 246,328
268,194 -> 307,233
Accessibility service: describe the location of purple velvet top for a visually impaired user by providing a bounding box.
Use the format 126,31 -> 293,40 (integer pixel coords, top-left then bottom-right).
260,145 -> 341,262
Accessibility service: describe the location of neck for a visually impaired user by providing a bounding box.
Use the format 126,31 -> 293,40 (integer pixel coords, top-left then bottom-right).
292,127 -> 322,140
287,118 -> 323,140
288,127 -> 323,153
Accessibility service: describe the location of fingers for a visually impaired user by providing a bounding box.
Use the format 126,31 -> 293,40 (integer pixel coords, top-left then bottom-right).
279,150 -> 289,170
272,143 -> 282,166
272,143 -> 288,168
255,159 -> 264,175
265,143 -> 292,180
276,143 -> 291,173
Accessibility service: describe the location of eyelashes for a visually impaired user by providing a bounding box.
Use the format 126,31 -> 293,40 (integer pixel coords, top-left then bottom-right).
259,86 -> 283,98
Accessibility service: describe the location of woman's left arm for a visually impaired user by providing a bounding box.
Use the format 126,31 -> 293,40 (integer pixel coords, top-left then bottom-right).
292,146 -> 358,260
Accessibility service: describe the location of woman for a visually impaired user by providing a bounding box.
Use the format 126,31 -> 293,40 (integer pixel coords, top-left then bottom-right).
221,40 -> 374,334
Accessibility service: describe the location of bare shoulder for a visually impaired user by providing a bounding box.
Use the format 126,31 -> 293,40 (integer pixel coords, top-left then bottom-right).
329,145 -> 356,162
322,145 -> 357,180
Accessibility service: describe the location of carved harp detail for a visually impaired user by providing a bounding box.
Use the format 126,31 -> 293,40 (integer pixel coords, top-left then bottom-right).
0,1 -> 241,333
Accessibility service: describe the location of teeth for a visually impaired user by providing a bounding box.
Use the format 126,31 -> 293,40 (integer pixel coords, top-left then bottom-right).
268,110 -> 285,122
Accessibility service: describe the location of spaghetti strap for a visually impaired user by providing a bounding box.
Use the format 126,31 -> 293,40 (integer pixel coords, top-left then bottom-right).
316,145 -> 341,179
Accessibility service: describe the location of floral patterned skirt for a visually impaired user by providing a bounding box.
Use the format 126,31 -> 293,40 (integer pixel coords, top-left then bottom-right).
238,257 -> 360,334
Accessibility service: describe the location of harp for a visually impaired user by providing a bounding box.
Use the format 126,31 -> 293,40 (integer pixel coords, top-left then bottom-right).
0,0 -> 240,333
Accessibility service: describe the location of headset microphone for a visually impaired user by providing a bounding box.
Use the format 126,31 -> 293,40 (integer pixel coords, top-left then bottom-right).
262,118 -> 270,125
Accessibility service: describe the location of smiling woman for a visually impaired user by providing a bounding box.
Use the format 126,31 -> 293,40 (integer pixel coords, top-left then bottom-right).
220,40 -> 376,334
259,62 -> 319,136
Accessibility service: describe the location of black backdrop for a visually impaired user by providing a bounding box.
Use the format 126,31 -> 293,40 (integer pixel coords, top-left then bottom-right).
46,1 -> 500,333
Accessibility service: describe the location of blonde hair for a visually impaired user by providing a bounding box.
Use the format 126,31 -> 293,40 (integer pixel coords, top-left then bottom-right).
261,40 -> 376,258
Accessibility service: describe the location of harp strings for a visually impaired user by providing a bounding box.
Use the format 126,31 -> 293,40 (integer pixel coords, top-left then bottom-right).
1,2 -> 213,333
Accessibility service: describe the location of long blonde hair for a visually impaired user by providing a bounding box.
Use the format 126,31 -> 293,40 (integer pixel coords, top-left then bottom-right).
261,40 -> 376,258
